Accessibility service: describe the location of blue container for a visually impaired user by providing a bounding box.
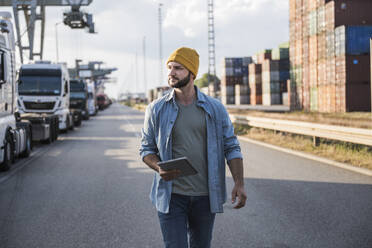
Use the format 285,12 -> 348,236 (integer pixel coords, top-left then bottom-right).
241,66 -> 249,76
233,67 -> 243,76
232,58 -> 243,67
336,26 -> 372,55
279,71 -> 290,81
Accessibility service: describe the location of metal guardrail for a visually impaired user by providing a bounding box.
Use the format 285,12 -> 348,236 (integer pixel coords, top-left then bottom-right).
230,114 -> 372,147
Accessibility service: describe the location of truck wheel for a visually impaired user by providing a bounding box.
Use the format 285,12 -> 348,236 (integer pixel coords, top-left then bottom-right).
0,136 -> 12,171
20,132 -> 31,158
69,116 -> 74,131
45,125 -> 53,144
54,117 -> 59,140
18,123 -> 32,157
75,116 -> 82,127
51,118 -> 56,141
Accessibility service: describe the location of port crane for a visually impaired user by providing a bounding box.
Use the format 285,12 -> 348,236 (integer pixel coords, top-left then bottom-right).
0,0 -> 95,63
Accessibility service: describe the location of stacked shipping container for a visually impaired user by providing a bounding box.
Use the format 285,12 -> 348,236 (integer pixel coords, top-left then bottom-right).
262,43 -> 290,105
289,0 -> 372,112
248,63 -> 262,105
221,46 -> 290,106
221,57 -> 251,105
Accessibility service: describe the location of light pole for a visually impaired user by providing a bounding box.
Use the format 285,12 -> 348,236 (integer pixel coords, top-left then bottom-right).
55,22 -> 62,62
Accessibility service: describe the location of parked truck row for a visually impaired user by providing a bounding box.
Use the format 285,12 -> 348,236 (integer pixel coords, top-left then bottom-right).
0,12 -> 109,171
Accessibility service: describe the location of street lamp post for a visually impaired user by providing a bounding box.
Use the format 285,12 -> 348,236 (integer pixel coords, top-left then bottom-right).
55,22 -> 62,62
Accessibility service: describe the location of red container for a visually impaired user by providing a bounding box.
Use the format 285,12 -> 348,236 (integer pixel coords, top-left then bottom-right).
309,62 -> 318,88
221,75 -> 243,86
308,0 -> 317,11
318,85 -> 325,112
309,35 -> 318,63
290,0 -> 296,21
335,54 -> 370,84
325,1 -> 372,31
326,57 -> 336,85
317,60 -> 326,85
295,40 -> 303,65
250,84 -> 263,105
257,52 -> 272,64
317,32 -> 326,60
346,82 -> 371,111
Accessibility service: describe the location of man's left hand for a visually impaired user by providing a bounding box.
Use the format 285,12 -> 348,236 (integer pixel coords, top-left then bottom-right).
231,184 -> 247,209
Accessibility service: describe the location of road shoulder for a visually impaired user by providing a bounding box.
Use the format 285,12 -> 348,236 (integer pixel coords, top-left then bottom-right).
238,136 -> 372,177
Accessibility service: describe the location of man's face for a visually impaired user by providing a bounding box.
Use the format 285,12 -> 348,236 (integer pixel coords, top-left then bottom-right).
167,61 -> 192,89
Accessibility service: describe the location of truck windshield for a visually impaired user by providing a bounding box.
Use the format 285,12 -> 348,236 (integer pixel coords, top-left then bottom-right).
18,76 -> 62,96
70,80 -> 86,92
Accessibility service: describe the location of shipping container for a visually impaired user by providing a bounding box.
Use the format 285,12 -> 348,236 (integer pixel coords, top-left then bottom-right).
290,0 -> 296,21
256,50 -> 272,64
346,82 -> 371,112
309,10 -> 318,36
335,54 -> 370,85
309,35 -> 318,63
272,47 -> 289,60
235,95 -> 250,105
335,26 -> 372,56
235,85 -> 250,105
317,6 -> 326,33
309,62 -> 318,88
325,1 -> 372,29
310,87 -> 318,111
221,75 -> 243,86
326,30 -> 335,58
221,85 -> 235,96
317,32 -> 326,60
242,57 -> 253,66
308,0 -> 317,11
263,93 -> 282,106
221,95 -> 235,105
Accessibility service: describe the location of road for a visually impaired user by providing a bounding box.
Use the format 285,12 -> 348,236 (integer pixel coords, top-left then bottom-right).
0,103 -> 371,248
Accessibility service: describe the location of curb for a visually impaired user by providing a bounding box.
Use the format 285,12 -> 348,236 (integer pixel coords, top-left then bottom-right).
238,136 -> 372,177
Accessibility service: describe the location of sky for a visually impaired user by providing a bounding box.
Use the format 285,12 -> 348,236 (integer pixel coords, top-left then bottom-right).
1,0 -> 289,99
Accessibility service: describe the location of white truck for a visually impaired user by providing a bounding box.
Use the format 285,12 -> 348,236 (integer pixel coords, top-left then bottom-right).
17,61 -> 74,133
0,12 -> 32,171
87,82 -> 97,116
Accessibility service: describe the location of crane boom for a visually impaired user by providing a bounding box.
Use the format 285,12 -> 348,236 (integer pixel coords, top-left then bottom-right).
0,0 -> 94,63
0,0 -> 92,6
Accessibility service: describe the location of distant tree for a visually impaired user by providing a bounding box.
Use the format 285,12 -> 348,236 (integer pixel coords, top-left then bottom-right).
194,73 -> 220,89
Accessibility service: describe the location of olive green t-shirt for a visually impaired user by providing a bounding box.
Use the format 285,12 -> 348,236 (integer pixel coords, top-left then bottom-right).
171,100 -> 208,196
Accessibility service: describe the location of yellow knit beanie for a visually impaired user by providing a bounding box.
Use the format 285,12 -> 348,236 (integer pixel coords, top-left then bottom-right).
166,47 -> 199,77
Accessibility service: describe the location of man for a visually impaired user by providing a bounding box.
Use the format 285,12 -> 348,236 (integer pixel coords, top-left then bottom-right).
140,47 -> 247,248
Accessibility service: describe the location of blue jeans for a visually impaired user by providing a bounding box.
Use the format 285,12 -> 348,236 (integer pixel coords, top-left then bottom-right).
158,194 -> 216,248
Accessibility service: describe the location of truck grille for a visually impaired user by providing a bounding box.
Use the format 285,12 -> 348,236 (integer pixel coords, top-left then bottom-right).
24,101 -> 56,110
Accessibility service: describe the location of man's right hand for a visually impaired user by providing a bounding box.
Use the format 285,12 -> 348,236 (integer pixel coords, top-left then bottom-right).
158,167 -> 181,181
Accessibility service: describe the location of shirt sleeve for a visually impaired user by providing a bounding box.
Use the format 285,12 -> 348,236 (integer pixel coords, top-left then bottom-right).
139,103 -> 159,160
221,106 -> 243,161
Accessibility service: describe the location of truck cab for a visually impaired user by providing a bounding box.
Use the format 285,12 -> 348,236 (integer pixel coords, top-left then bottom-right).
17,62 -> 73,131
70,79 -> 89,120
0,12 -> 32,170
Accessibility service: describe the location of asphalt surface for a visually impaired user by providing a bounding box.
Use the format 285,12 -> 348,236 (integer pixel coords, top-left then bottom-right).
0,103 -> 371,248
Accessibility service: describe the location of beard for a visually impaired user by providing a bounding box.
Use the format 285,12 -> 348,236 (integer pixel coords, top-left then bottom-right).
168,72 -> 191,89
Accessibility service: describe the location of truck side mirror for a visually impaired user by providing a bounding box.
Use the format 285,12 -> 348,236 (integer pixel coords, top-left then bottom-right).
64,81 -> 68,94
14,112 -> 21,122
0,52 -> 5,85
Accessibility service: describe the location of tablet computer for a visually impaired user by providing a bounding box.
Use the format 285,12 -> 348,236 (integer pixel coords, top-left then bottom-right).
157,157 -> 197,177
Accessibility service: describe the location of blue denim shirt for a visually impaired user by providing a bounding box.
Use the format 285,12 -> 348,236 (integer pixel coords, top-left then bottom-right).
140,87 -> 242,214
